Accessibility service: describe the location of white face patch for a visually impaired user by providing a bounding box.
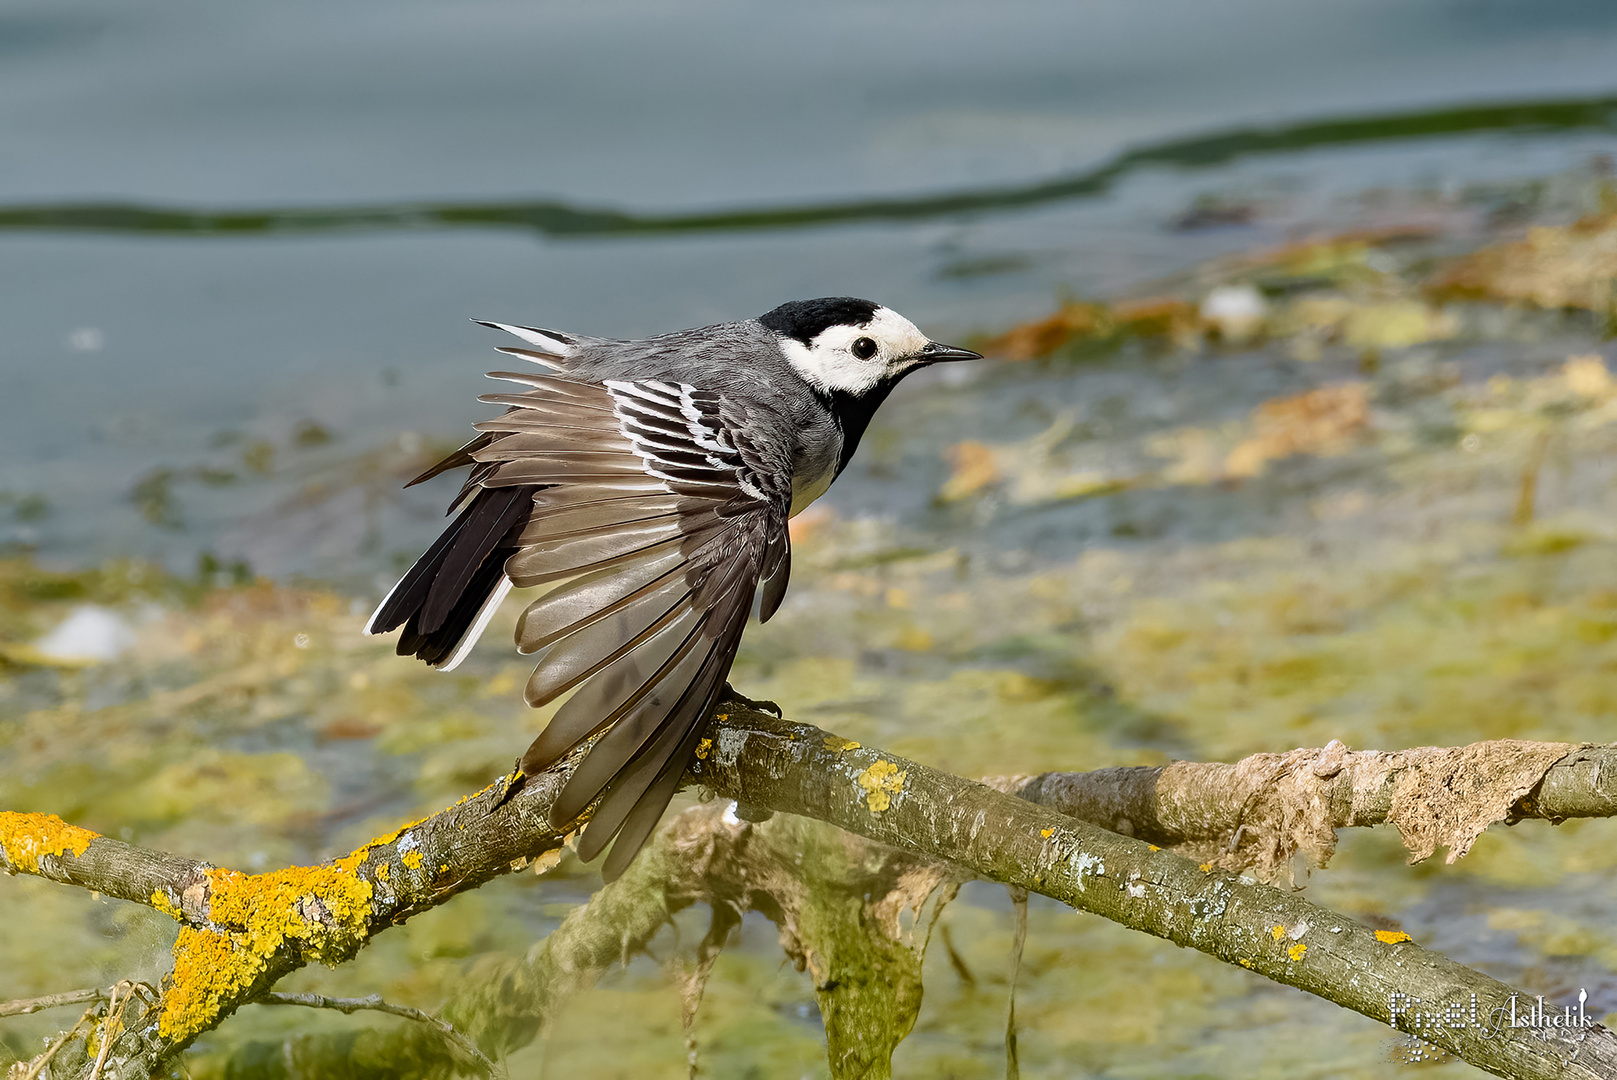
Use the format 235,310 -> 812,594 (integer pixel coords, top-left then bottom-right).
778,306 -> 931,395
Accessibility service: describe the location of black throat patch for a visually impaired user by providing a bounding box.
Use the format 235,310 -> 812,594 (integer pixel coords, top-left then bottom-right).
824,380 -> 900,478
757,297 -> 881,344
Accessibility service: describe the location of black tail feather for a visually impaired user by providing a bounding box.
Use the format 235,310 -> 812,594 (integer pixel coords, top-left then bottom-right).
396,545 -> 515,666
420,486 -> 534,634
371,484 -> 537,666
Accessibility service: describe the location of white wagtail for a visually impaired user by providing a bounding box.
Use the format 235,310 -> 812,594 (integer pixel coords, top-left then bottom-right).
367,297 -> 981,878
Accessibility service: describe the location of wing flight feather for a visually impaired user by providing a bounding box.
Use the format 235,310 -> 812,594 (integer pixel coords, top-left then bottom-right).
446,377 -> 796,878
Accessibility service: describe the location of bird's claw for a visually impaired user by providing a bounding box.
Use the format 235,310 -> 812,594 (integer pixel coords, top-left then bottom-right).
721,682 -> 783,716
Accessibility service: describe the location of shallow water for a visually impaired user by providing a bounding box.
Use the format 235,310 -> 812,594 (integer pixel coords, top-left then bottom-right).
3,2 -> 1617,1077
3,0 -> 1617,573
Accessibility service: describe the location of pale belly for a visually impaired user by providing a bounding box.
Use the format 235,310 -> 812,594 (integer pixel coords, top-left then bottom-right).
789,467 -> 834,518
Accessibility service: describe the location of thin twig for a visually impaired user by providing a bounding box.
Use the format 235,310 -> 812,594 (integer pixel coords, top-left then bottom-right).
14,1004 -> 96,1080
257,992 -> 498,1077
0,989 -> 106,1019
87,981 -> 140,1080
86,983 -> 120,1080
1004,888 -> 1028,1080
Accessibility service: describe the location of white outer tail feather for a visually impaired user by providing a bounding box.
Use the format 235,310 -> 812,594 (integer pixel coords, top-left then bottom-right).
480,321 -> 576,357
365,570 -> 513,672
437,575 -> 514,672
368,318 -> 568,666
364,576 -> 404,636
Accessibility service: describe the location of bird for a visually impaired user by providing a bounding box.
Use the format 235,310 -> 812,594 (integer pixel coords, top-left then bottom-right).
366,297 -> 981,880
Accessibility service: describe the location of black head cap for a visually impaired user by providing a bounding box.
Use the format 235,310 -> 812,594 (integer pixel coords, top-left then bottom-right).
757,297 -> 881,344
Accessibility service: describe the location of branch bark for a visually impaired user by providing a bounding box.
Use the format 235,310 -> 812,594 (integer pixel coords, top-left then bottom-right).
199,800 -> 958,1080
3,714 -> 1614,1080
1003,740 -> 1616,879
691,714 -> 1617,1079
0,761 -> 580,1079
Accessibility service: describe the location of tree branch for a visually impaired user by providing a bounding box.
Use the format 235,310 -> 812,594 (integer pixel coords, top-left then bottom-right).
692,715 -> 1617,1079
1,760 -> 581,1079
3,713 -> 1614,1080
205,798 -> 960,1080
0,991 -> 107,1021
1001,740 -> 1616,879
257,993 -> 497,1076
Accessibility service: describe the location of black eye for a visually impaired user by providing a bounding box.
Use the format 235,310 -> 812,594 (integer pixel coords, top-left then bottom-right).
851,337 -> 878,360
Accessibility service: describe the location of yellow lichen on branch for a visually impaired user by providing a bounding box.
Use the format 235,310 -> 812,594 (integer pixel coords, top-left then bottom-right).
0,811 -> 98,874
202,856 -> 373,959
160,927 -> 242,1041
156,849 -> 376,1041
857,760 -> 908,812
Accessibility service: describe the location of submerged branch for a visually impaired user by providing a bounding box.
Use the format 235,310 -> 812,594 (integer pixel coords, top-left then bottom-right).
2,714 -> 1613,1080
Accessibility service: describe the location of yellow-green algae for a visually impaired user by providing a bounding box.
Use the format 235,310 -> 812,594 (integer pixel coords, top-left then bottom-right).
7,175 -> 1617,1076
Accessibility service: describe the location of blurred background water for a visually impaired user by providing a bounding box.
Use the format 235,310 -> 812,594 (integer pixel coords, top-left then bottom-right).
2,0 -> 1616,575
3,2 -> 1617,1077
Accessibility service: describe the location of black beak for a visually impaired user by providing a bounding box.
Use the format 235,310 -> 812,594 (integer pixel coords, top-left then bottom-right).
917,340 -> 983,364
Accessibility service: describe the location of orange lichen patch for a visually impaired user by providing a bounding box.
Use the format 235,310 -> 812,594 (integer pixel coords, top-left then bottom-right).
1224,383 -> 1370,478
1288,942 -> 1308,962
1040,828 -> 1056,839
157,849 -> 376,1042
1270,925 -> 1287,941
1375,930 -> 1413,945
150,890 -> 184,921
205,856 -> 374,960
1111,297 -> 1200,345
940,440 -> 1001,502
0,811 -> 98,874
822,735 -> 861,752
1565,353 -> 1615,400
855,759 -> 907,813
981,296 -> 1203,361
694,737 -> 714,761
1199,863 -> 1215,873
402,850 -> 424,871
368,816 -> 429,847
1428,213 -> 1617,311
983,301 -> 1110,360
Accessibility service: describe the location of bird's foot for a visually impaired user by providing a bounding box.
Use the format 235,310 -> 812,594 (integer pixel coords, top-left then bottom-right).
721,682 -> 782,717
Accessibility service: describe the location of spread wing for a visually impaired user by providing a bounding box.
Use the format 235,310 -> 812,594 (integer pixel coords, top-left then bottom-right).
473,373 -> 793,879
